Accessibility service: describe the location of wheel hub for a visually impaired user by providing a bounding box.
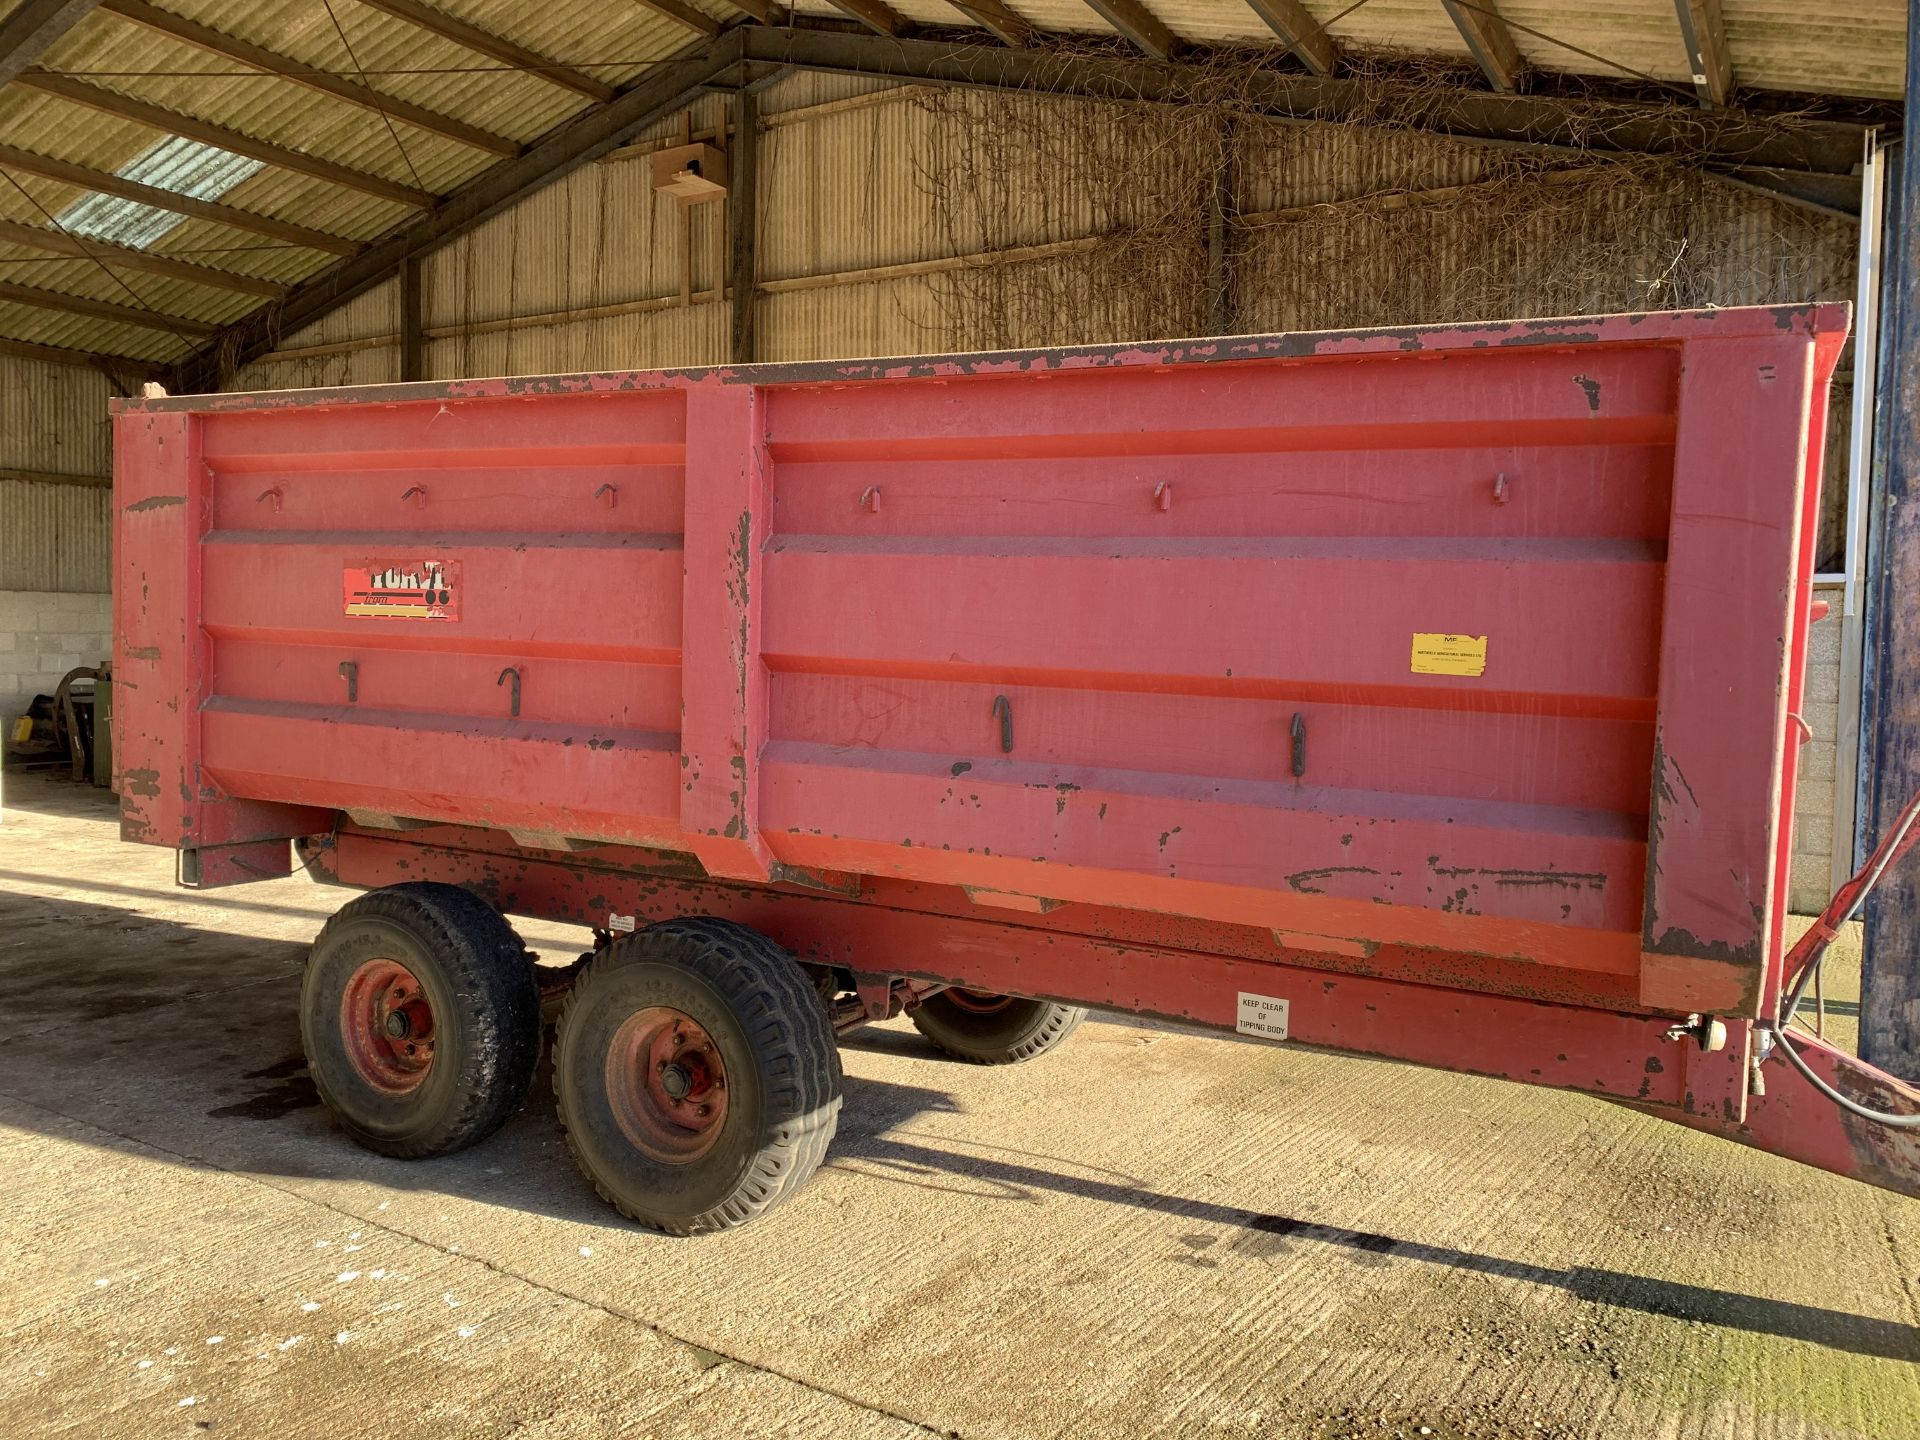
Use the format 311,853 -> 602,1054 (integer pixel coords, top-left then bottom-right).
340,958 -> 436,1093
607,1007 -> 728,1162
941,987 -> 1017,1016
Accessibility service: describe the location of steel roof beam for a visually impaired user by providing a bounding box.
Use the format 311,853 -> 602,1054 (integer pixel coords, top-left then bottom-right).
1243,0 -> 1338,76
355,0 -> 616,105
0,0 -> 100,87
0,216 -> 287,295
0,275 -> 219,333
0,144 -> 360,254
744,25 -> 1865,175
169,35 -> 742,391
97,0 -> 519,156
1441,0 -> 1523,92
167,20 -> 1875,394
1673,0 -> 1732,108
1081,0 -> 1177,59
16,71 -> 436,207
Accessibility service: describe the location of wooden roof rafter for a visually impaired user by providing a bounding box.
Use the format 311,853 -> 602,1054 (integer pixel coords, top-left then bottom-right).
1673,0 -> 1733,108
1440,0 -> 1524,92
947,0 -> 1035,48
95,0 -> 522,155
0,0 -> 101,87
0,334 -> 159,373
0,216 -> 287,295
0,276 -> 218,334
0,144 -> 360,255
824,0 -> 910,38
1083,0 -> 1179,61
1243,0 -> 1338,76
353,0 -> 618,104
628,0 -> 722,39
15,70 -> 438,206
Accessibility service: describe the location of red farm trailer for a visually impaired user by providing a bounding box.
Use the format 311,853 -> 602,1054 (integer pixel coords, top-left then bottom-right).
113,304 -> 1920,1233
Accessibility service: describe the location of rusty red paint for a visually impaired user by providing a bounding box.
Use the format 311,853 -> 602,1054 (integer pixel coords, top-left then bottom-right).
116,304 -> 1920,1200
607,1006 -> 729,1161
339,957 -> 436,1093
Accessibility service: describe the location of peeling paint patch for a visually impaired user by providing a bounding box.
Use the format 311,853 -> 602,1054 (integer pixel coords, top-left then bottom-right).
1286,865 -> 1380,895
121,766 -> 162,798
1431,865 -> 1606,892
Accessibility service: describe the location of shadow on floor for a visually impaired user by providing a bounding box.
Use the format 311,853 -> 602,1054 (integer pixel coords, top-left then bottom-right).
0,881 -> 1910,1362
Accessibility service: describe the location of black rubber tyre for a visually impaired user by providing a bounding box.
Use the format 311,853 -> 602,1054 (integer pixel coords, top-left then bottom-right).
909,990 -> 1087,1064
300,882 -> 541,1159
554,918 -> 842,1235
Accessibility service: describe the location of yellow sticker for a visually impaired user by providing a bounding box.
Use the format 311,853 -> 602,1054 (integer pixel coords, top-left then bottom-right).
1411,632 -> 1488,677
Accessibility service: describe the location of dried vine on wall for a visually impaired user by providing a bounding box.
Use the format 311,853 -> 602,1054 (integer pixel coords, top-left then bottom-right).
911,48 -> 1854,343
909,46 -> 1858,561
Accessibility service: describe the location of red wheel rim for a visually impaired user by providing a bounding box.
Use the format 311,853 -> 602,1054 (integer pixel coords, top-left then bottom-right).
340,958 -> 436,1093
942,987 -> 1016,1015
606,1007 -> 729,1163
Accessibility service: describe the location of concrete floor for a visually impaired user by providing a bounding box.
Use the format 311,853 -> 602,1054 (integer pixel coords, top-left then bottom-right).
1,770 -> 1916,1440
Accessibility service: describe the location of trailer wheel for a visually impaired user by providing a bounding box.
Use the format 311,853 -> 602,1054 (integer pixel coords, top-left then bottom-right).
301,883 -> 541,1159
910,989 -> 1086,1064
554,918 -> 842,1234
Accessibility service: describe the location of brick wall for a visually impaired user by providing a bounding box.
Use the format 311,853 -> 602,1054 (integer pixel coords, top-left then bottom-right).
0,589 -> 112,723
1789,598 -> 1843,913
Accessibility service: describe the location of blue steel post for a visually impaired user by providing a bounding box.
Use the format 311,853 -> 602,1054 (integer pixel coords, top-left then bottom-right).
1859,0 -> 1920,1082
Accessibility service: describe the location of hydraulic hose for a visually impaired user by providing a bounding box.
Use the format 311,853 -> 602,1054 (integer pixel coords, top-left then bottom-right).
1761,1020 -> 1920,1128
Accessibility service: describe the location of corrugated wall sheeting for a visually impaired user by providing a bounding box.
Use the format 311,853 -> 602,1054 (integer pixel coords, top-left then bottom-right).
757,282 -> 948,363
1,353 -> 112,592
422,92 -> 734,377
0,480 -> 110,592
226,341 -> 399,393
759,91 -> 940,279
758,72 -> 908,116
230,71 -> 1862,568
1,353 -> 112,477
427,302 -> 726,379
227,277 -> 400,391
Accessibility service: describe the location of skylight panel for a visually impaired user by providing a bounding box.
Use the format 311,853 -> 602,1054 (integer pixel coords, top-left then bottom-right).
56,136 -> 266,250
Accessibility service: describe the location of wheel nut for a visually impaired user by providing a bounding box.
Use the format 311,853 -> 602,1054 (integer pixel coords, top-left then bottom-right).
384,1010 -> 410,1039
697,1104 -> 711,1118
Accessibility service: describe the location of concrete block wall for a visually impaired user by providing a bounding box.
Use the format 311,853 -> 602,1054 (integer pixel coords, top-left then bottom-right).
0,589 -> 112,723
1789,597 -> 1843,914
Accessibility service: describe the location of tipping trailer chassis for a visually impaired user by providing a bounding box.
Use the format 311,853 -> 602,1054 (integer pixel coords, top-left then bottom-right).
300,809 -> 1920,1203
115,304 -> 1920,1227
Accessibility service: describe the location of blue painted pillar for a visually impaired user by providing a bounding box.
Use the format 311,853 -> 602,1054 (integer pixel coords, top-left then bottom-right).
1859,0 -> 1920,1080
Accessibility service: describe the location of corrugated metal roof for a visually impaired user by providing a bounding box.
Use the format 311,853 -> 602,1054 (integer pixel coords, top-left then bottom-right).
791,0 -> 1905,96
0,0 -> 1901,371
0,0 -> 711,367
